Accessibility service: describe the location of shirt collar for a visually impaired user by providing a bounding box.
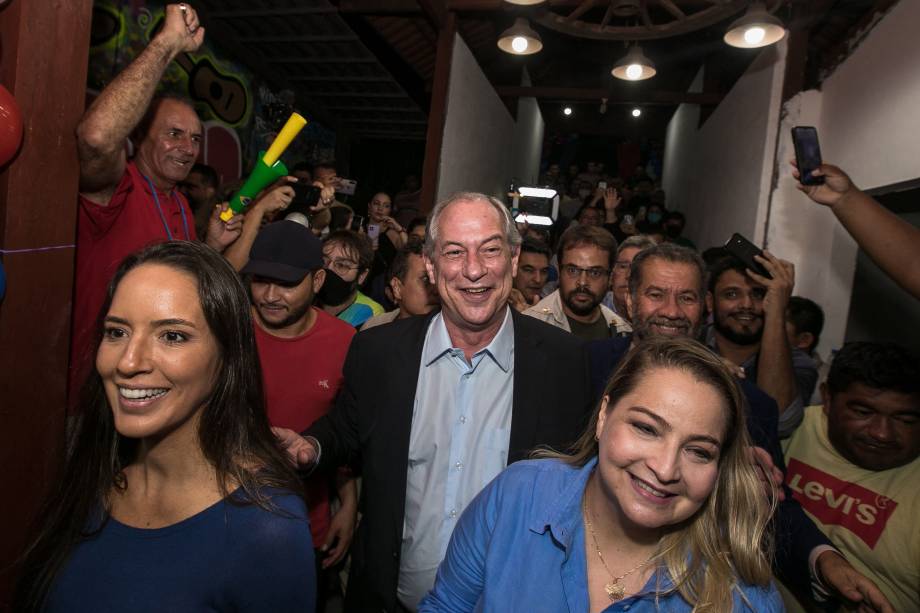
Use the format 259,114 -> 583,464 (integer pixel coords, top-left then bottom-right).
528,457 -> 597,550
705,324 -> 757,370
423,307 -> 515,372
528,458 -> 680,598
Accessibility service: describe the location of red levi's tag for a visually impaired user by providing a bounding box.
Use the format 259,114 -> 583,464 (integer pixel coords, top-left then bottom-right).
785,458 -> 898,549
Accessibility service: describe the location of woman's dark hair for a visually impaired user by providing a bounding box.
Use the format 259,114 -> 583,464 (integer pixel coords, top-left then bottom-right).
14,241 -> 303,611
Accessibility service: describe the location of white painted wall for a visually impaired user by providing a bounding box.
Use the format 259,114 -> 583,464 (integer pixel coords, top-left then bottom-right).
765,0 -> 920,358
509,89 -> 544,185
436,35 -> 515,202
662,42 -> 788,250
662,69 -> 702,213
664,0 -> 920,360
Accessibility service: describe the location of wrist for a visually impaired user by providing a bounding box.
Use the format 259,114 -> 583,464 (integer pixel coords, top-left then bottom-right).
832,186 -> 862,215
815,549 -> 845,581
151,32 -> 183,62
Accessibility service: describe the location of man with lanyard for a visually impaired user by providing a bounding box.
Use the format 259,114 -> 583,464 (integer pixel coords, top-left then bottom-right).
70,3 -> 239,401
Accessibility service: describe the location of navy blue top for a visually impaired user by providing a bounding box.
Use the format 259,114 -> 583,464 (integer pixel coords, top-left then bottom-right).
46,488 -> 315,613
587,334 -> 833,596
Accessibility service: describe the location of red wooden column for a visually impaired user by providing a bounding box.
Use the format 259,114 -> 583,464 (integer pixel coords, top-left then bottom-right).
0,0 -> 93,607
419,10 -> 455,213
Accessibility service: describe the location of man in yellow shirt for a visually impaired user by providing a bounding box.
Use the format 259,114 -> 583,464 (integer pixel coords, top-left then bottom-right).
784,341 -> 920,611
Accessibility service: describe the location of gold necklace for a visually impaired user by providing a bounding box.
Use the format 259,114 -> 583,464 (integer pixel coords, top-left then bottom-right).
582,490 -> 657,602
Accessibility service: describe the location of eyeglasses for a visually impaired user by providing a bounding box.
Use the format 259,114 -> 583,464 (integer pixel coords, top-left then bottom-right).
562,265 -> 610,281
324,257 -> 360,277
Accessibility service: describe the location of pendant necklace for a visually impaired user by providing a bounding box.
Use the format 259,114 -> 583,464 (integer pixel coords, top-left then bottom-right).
582,489 -> 657,602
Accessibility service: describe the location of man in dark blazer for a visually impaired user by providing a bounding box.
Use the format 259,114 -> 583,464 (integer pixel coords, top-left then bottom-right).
274,193 -> 593,612
587,242 -> 893,612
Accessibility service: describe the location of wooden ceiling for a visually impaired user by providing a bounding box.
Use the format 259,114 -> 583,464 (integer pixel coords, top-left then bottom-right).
192,0 -> 900,142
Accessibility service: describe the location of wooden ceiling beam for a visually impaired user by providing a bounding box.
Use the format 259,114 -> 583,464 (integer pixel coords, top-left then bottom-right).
495,86 -> 722,105
288,75 -> 394,82
240,34 -> 357,43
338,0 -> 421,15
326,105 -> 422,111
267,57 -> 377,64
346,118 -> 429,124
417,0 -> 450,30
209,7 -> 338,19
309,92 -> 409,98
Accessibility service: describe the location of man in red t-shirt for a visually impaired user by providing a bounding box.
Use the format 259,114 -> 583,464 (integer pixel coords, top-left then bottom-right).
242,220 -> 357,608
70,3 -> 240,403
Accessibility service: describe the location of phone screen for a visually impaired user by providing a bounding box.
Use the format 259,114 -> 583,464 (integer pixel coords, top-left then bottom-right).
791,126 -> 824,185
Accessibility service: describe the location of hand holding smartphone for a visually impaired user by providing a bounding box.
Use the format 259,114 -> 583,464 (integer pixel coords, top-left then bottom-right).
791,126 -> 824,186
723,233 -> 771,279
284,183 -> 322,223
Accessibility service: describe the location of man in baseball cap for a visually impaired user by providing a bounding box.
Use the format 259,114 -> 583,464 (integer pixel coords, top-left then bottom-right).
243,220 -> 360,600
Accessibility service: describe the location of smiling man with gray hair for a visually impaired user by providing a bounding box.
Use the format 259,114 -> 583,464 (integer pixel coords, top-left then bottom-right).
274,192 -> 593,612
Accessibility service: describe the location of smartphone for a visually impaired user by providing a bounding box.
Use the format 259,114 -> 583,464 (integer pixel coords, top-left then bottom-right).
366,223 -> 380,241
623,214 -> 634,226
723,233 -> 771,279
336,178 -> 358,196
284,183 -> 321,223
598,181 -> 607,190
791,126 -> 824,186
349,215 -> 364,231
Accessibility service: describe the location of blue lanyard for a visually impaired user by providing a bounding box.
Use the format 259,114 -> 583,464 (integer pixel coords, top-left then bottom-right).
143,175 -> 190,241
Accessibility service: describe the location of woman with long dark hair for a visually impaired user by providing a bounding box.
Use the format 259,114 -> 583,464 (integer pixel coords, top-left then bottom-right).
419,337 -> 781,612
15,241 -> 315,612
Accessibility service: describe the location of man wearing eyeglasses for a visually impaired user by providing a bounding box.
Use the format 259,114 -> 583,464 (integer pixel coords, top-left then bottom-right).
319,230 -> 385,328
524,225 -> 630,341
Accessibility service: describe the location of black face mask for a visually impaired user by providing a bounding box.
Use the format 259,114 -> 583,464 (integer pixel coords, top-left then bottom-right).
318,269 -> 358,306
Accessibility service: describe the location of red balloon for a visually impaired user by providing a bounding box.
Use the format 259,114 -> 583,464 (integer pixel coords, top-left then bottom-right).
0,84 -> 24,166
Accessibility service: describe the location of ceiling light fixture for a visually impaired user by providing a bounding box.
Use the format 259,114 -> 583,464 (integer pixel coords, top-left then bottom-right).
563,106 -> 573,116
497,18 -> 543,55
503,0 -> 546,5
611,44 -> 656,81
724,2 -> 786,49
631,108 -> 642,117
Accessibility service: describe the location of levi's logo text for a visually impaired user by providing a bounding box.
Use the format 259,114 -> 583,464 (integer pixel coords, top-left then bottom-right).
786,459 -> 897,548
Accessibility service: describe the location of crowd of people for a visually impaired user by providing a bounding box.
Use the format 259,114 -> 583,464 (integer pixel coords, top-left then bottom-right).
12,4 -> 920,613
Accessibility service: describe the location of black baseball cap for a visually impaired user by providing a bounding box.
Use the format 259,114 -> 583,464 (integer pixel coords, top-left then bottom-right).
241,220 -> 324,283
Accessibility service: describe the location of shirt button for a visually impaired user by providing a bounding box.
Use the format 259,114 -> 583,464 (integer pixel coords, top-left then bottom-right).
459,415 -> 467,424
455,461 -> 464,470
449,509 -> 457,518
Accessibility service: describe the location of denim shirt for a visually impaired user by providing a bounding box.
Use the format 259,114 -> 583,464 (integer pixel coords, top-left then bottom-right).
418,458 -> 783,612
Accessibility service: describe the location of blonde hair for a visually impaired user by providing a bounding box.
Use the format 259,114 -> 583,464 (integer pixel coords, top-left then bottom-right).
536,337 -> 775,611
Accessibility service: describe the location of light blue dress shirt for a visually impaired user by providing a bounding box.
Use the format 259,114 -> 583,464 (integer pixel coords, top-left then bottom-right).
418,457 -> 784,612
398,309 -> 516,610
